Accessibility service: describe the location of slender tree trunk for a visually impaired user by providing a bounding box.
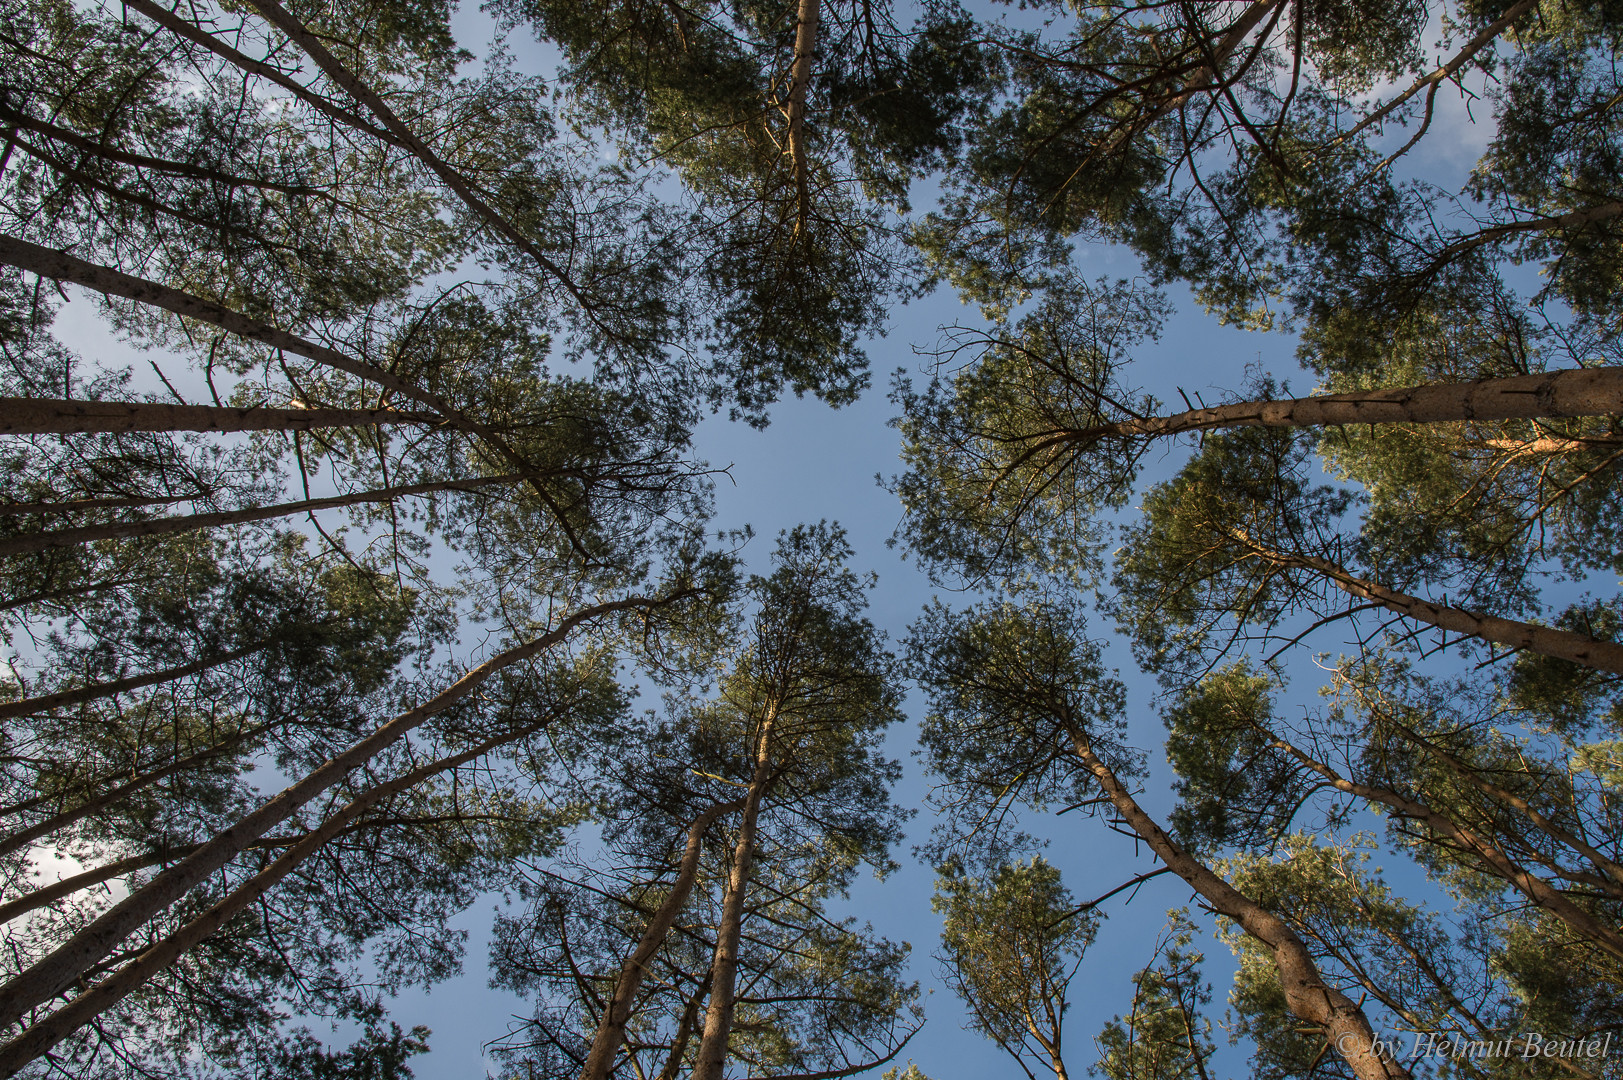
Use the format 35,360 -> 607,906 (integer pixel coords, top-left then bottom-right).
0,711 -> 559,1075
0,641 -> 267,729
690,711 -> 777,1080
784,0 -> 820,234
2,494 -> 202,517
0,471 -> 532,557
0,577 -> 150,612
0,236 -> 480,433
0,106 -> 318,195
119,0 -> 400,145
1384,715 -> 1623,889
1059,366 -> 1623,448
0,237 -> 598,543
1063,722 -> 1410,1080
579,796 -> 748,1080
0,720 -> 273,857
1264,733 -> 1623,961
0,591 -> 687,1030
0,852 -> 164,925
1331,0 -> 1538,145
657,990 -> 706,1080
1232,532 -> 1623,674
1146,0 -> 1284,121
239,0 -> 604,326
0,396 -> 438,436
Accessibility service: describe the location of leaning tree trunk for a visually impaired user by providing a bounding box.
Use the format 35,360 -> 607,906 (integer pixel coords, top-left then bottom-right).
0,237 -> 592,528
0,471 -> 532,557
0,641 -> 268,729
1232,531 -> 1623,675
1064,722 -> 1410,1080
1263,730 -> 1623,962
0,718 -> 275,857
689,710 -> 778,1080
0,397 -> 438,436
1065,366 -> 1623,446
578,796 -> 748,1080
0,710 -> 559,1076
0,591 -> 686,1031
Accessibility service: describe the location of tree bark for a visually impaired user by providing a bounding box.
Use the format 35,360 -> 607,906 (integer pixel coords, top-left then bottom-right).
0,590 -> 689,1030
240,0 -> 608,329
0,641 -> 268,730
1063,722 -> 1410,1080
0,712 -> 557,1075
0,236 -> 470,426
0,396 -> 438,436
0,106 -> 319,196
0,720 -> 274,858
1061,366 -> 1623,446
0,471 -> 532,557
689,711 -> 777,1080
118,0 -> 401,146
1265,733 -> 1623,961
0,236 -> 605,548
1330,0 -> 1538,146
1233,533 -> 1623,675
783,0 -> 820,235
579,797 -> 748,1080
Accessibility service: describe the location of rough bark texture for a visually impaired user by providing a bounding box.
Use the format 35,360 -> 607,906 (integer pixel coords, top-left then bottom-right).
784,0 -> 820,233
0,642 -> 266,729
0,592 -> 684,1030
1239,538 -> 1623,675
1064,724 -> 1410,1080
0,236 -> 467,422
1070,366 -> 1623,445
0,715 -> 556,1075
690,712 -> 777,1080
0,396 -> 437,436
578,797 -> 748,1080
1270,737 -> 1623,961
0,472 -> 529,556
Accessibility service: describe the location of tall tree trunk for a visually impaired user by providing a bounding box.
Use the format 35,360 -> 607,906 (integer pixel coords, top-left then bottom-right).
0,641 -> 268,729
239,0 -> 605,327
0,851 -> 161,925
657,990 -> 706,1080
1330,0 -> 1538,146
1063,722 -> 1410,1080
0,710 -> 560,1075
0,590 -> 688,1030
0,719 -> 273,857
0,471 -> 532,557
1054,366 -> 1623,449
0,237 -> 600,548
0,236 -> 469,425
1263,731 -> 1623,961
689,711 -> 777,1080
0,396 -> 438,436
579,796 -> 748,1080
1231,531 -> 1623,674
783,0 -> 820,235
119,0 -> 400,145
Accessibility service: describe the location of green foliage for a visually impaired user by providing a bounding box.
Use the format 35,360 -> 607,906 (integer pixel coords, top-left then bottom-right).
1092,911 -> 1221,1080
934,856 -> 1095,1078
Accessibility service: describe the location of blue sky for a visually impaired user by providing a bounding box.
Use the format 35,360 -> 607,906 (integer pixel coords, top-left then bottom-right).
30,2 -> 1526,1073
368,250 -> 1313,1077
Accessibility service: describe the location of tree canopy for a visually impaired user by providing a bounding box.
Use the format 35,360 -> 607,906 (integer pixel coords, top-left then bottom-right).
6,0 -> 1623,1077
